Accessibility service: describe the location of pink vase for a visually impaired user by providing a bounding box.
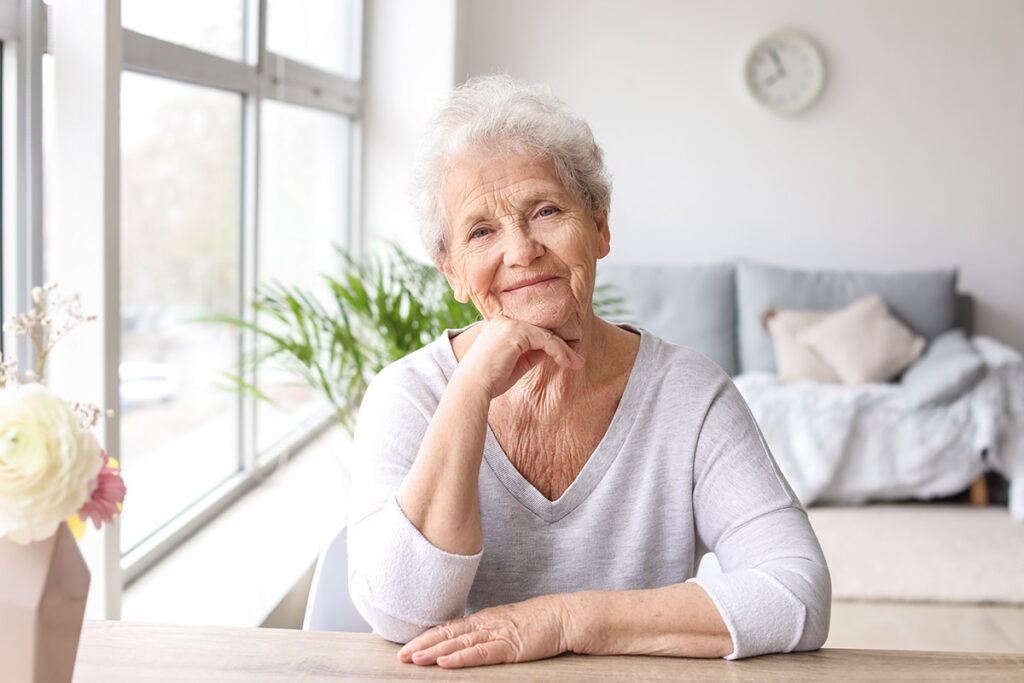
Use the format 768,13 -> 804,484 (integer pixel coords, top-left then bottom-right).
0,522 -> 91,683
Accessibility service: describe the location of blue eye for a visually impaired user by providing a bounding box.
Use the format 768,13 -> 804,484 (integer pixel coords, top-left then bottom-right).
536,206 -> 558,218
470,226 -> 492,240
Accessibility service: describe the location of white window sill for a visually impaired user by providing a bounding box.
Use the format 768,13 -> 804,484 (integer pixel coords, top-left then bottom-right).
121,425 -> 352,628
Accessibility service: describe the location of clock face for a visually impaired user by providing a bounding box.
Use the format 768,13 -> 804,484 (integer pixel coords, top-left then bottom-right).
745,32 -> 825,114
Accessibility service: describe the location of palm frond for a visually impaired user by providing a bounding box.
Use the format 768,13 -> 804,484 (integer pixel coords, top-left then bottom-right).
203,243 -> 483,436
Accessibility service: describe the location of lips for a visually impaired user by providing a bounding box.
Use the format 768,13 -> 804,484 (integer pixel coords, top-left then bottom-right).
503,275 -> 559,293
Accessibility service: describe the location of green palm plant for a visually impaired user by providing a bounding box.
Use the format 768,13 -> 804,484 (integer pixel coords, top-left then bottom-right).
208,243 -> 625,435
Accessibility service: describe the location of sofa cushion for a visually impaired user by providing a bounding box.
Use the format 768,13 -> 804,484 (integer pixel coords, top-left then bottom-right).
736,260 -> 958,374
797,294 -> 926,385
766,310 -> 841,383
596,263 -> 737,375
900,328 -> 985,408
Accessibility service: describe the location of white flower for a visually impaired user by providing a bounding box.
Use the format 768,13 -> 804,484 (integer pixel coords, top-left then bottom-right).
0,383 -> 103,544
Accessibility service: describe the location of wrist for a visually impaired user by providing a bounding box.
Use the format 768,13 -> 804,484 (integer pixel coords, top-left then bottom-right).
556,591 -> 596,654
448,364 -> 497,410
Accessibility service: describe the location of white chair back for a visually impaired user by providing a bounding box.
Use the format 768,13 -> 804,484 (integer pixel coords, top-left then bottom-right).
303,527 -> 373,632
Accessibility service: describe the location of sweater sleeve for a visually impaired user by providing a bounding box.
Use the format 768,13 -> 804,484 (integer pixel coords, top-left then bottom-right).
345,363 -> 482,643
686,374 -> 831,660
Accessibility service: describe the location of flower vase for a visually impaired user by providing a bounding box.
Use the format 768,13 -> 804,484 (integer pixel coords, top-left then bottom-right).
0,522 -> 91,683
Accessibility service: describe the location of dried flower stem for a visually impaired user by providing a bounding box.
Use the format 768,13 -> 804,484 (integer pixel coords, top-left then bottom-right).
2,283 -> 108,428
2,282 -> 97,383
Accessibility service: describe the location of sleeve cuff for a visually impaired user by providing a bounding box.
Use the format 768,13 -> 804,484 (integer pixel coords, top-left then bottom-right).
687,570 -> 806,660
348,496 -> 482,637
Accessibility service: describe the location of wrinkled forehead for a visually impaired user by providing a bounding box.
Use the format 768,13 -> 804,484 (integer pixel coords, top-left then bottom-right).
442,153 -> 572,228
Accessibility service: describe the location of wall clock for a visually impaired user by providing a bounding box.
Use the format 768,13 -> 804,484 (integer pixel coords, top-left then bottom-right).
744,31 -> 825,114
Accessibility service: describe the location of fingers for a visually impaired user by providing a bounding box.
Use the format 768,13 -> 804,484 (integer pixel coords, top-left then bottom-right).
505,318 -> 583,370
409,629 -> 512,667
437,639 -> 515,669
397,596 -> 568,669
398,624 -> 516,669
397,621 -> 473,663
537,329 -> 584,370
461,316 -> 585,399
409,633 -> 480,665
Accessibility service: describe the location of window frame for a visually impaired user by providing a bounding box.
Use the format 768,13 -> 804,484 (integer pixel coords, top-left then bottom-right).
2,0 -> 363,616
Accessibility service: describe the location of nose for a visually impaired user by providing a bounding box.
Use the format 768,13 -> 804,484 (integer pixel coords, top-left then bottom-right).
502,225 -> 544,267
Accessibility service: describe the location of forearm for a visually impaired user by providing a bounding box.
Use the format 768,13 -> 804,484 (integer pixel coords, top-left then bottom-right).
562,583 -> 733,658
396,372 -> 491,555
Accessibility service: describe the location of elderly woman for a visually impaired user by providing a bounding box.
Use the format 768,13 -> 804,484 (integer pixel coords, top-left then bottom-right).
347,75 -> 830,668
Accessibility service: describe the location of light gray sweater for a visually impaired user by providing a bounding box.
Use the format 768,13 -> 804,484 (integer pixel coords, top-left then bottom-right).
347,327 -> 831,659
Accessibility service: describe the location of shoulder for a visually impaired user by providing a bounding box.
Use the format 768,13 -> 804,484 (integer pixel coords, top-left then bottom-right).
637,329 -> 734,400
629,329 -> 758,438
359,332 -> 455,421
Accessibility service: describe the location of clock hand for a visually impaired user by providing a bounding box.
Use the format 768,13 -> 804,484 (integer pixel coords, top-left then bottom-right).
767,48 -> 787,78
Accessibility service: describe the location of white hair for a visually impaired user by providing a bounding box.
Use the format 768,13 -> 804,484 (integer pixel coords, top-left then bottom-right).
411,75 -> 612,265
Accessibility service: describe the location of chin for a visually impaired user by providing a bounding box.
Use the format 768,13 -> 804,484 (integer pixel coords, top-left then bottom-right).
501,300 -> 578,332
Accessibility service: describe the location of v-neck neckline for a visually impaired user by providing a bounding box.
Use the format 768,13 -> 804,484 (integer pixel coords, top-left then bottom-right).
439,325 -> 652,523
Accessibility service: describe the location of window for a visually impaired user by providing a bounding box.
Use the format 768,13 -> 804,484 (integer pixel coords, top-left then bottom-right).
266,0 -> 361,78
118,73 -> 244,553
15,1 -> 362,615
255,100 -> 351,453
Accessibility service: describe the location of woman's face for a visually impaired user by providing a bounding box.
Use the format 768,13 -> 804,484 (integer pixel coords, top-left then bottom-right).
440,153 -> 610,335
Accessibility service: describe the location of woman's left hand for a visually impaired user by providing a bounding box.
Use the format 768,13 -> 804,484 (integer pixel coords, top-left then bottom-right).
397,594 -> 574,668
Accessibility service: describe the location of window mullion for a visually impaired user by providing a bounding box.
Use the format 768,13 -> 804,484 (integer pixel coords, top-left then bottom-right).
122,29 -> 258,95
240,95 -> 259,475
50,0 -> 122,620
251,0 -> 266,68
0,0 -> 20,41
260,52 -> 360,117
10,0 -> 44,378
238,0 -> 265,474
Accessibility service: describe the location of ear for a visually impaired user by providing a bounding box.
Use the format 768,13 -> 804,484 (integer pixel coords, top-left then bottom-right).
595,211 -> 611,259
440,263 -> 470,303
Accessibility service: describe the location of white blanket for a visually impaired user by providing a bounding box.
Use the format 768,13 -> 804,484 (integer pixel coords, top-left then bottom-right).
734,336 -> 1024,517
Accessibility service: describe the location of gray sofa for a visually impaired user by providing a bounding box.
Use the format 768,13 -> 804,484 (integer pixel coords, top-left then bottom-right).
597,259 -> 968,378
596,259 -> 1024,516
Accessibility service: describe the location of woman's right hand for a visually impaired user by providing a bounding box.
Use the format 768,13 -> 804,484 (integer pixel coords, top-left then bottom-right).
455,316 -> 585,400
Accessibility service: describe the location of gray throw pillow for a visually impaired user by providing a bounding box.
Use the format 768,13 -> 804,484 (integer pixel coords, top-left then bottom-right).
596,263 -> 737,375
736,261 -> 958,374
900,328 -> 985,408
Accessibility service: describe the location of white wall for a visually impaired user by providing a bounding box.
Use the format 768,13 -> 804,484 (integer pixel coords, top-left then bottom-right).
361,0 -> 456,261
454,0 -> 1024,351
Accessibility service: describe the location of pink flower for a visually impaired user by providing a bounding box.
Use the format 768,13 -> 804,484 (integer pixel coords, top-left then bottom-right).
75,450 -> 126,530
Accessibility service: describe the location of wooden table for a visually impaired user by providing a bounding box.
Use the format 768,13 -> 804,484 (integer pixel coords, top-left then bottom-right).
74,620 -> 1024,682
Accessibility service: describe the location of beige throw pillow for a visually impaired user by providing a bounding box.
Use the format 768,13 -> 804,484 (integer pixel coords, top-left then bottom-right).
797,294 -> 926,386
766,310 -> 841,383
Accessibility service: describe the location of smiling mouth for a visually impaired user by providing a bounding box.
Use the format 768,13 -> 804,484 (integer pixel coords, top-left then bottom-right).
503,276 -> 559,293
